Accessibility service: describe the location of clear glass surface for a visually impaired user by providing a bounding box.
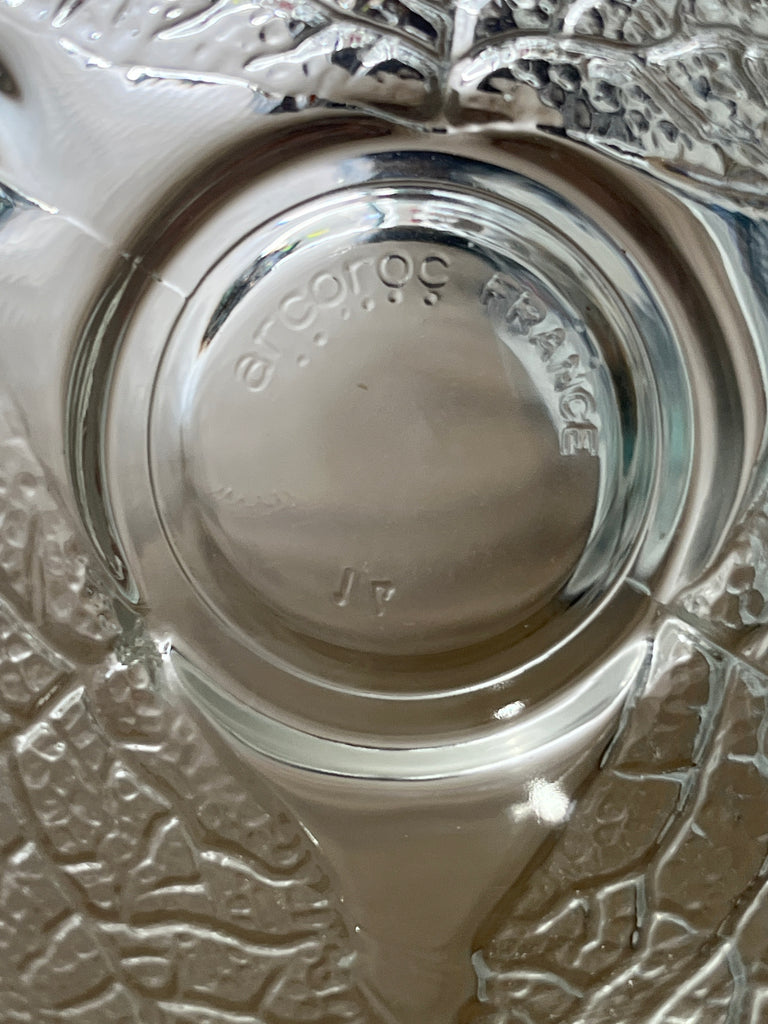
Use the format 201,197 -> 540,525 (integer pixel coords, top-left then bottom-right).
1,2 -> 768,1022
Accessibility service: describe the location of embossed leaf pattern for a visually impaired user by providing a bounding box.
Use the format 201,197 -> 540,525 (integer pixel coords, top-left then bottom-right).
6,0 -> 768,195
6,0 -> 447,115
0,408 -> 378,1023
464,621 -> 768,1024
2,375 -> 768,1024
679,482 -> 768,671
0,405 -> 120,650
451,32 -> 768,200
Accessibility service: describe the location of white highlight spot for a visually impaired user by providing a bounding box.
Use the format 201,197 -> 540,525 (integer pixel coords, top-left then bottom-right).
493,700 -> 525,721
528,778 -> 571,825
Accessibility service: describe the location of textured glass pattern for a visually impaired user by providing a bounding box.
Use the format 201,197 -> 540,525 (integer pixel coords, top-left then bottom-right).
2,2 -> 768,1022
